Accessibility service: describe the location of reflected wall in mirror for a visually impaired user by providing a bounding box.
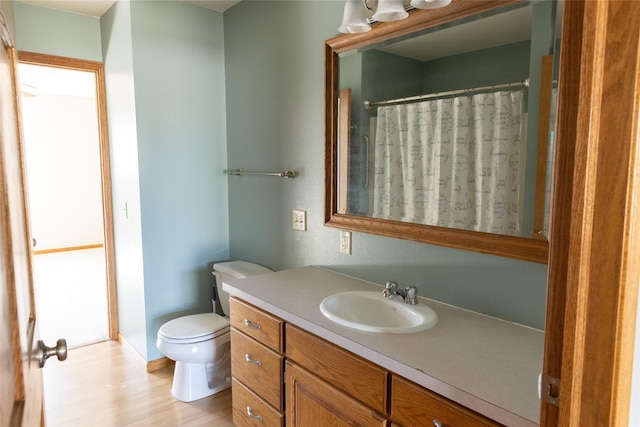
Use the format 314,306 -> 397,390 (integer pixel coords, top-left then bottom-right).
325,0 -> 562,263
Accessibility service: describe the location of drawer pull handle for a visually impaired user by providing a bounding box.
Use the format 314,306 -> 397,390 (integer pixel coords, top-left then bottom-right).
244,319 -> 261,329
246,406 -> 263,421
245,354 -> 262,366
432,421 -> 443,427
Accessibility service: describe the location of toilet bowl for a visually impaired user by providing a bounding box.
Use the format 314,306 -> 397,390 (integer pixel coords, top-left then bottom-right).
156,260 -> 272,402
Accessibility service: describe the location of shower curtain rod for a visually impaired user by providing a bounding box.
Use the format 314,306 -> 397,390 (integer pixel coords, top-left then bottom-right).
363,78 -> 529,110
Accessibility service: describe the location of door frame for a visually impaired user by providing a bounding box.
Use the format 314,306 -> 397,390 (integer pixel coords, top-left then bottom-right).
542,1 -> 640,425
18,51 -> 118,341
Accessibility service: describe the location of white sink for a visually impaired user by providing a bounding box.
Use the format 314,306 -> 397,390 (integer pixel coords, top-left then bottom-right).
319,291 -> 438,334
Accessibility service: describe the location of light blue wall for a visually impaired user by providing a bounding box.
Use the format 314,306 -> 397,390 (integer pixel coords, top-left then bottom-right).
13,1 -> 102,61
224,1 -> 549,330
128,0 -> 228,361
100,0 -> 148,358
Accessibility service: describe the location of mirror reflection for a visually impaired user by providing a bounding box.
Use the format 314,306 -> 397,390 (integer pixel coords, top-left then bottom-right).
337,1 -> 561,239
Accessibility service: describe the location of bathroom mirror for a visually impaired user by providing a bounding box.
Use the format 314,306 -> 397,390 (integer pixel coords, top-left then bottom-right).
325,0 -> 562,263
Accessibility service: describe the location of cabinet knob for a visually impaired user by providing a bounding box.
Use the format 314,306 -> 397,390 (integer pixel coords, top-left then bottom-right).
244,319 -> 261,329
245,354 -> 262,366
432,421 -> 443,427
246,406 -> 263,421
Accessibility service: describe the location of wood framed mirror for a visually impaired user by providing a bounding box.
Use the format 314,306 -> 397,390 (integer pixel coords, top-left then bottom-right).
325,0 -> 560,264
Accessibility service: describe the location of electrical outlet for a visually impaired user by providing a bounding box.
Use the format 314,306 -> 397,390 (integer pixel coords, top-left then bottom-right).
293,209 -> 307,231
340,230 -> 352,255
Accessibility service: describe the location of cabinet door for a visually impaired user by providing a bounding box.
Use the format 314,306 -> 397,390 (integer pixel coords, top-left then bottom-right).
285,361 -> 388,427
285,324 -> 387,413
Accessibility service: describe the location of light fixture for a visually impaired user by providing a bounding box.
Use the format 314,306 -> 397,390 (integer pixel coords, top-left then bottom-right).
372,0 -> 408,22
338,0 -> 371,33
338,0 -> 453,34
410,0 -> 453,9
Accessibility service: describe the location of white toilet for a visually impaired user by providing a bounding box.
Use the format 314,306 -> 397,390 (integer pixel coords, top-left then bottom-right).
156,260 -> 273,402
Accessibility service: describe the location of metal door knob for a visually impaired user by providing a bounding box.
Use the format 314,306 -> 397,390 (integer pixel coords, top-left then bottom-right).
38,338 -> 67,367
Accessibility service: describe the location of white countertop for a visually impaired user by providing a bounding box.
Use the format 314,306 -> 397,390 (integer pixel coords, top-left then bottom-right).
222,265 -> 543,426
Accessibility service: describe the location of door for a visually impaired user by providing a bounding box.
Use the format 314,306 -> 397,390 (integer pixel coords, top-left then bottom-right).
0,8 -> 66,426
285,361 -> 387,427
17,52 -> 117,348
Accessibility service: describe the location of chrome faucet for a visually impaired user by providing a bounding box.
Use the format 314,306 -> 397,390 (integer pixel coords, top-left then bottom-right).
382,281 -> 418,305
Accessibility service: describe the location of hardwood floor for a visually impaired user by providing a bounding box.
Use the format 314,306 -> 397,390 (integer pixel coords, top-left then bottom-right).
43,340 -> 234,426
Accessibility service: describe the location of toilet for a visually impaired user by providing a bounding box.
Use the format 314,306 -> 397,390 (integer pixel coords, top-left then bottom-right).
156,260 -> 273,402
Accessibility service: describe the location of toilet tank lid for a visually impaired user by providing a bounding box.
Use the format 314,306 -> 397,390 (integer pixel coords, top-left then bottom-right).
213,260 -> 273,279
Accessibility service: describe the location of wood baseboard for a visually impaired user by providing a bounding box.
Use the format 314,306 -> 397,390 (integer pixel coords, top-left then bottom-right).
33,243 -> 104,255
117,333 -> 174,373
147,356 -> 174,372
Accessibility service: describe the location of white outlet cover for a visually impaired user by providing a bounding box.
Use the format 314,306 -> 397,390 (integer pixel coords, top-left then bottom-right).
340,230 -> 351,255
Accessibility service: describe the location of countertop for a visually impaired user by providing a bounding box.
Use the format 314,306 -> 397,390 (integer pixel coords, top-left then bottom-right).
222,265 -> 543,427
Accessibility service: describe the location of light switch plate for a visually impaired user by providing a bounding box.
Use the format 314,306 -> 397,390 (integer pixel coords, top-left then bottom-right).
293,209 -> 306,231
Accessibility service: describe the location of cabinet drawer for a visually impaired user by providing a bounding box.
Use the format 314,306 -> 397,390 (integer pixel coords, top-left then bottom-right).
230,298 -> 283,352
232,378 -> 283,427
391,376 -> 501,427
231,328 -> 283,410
285,324 -> 387,413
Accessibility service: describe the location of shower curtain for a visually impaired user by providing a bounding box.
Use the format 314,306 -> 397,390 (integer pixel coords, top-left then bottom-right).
372,90 -> 525,236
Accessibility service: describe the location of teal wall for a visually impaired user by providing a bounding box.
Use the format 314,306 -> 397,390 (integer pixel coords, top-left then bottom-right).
14,1 -> 102,61
224,1 -> 548,330
128,0 -> 228,361
100,0 -> 148,357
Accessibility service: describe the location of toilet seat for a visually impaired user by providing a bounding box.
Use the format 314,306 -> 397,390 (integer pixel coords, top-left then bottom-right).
158,313 -> 229,344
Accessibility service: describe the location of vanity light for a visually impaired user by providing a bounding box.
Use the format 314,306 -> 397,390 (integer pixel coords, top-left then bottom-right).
339,0 -> 452,34
338,0 -> 372,33
372,0 -> 408,22
410,0 -> 452,9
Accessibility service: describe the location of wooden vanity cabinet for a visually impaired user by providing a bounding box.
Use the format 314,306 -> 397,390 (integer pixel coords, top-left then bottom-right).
390,376 -> 502,427
229,297 -> 504,427
229,298 -> 284,427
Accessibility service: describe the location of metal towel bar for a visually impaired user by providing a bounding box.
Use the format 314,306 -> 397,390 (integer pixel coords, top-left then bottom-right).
225,169 -> 296,179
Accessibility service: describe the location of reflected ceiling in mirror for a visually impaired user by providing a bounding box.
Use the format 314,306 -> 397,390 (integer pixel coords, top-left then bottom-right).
325,0 -> 562,263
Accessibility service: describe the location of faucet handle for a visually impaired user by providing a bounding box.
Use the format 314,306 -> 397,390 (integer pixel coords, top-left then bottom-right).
386,281 -> 399,290
405,285 -> 418,305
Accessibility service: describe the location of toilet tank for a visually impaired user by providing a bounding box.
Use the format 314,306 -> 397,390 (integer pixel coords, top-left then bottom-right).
212,260 -> 272,316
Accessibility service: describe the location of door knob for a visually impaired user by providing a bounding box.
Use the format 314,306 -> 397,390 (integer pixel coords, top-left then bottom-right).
38,338 -> 67,368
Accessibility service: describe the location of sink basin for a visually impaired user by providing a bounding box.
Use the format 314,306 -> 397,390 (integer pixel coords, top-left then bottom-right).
319,291 -> 438,334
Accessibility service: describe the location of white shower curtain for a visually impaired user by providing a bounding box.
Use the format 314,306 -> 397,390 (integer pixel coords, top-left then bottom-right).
372,90 -> 525,236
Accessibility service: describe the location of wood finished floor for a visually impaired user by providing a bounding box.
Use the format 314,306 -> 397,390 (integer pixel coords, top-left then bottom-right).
43,340 -> 234,426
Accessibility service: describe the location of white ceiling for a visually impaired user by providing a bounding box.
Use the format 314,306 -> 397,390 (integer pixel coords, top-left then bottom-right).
378,5 -> 533,62
18,0 -> 241,17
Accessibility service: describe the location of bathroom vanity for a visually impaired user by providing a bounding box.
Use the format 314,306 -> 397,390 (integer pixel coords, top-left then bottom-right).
223,266 -> 543,427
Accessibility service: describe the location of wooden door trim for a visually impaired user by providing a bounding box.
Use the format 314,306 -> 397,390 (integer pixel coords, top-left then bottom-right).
17,51 -> 119,340
542,1 -> 640,425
